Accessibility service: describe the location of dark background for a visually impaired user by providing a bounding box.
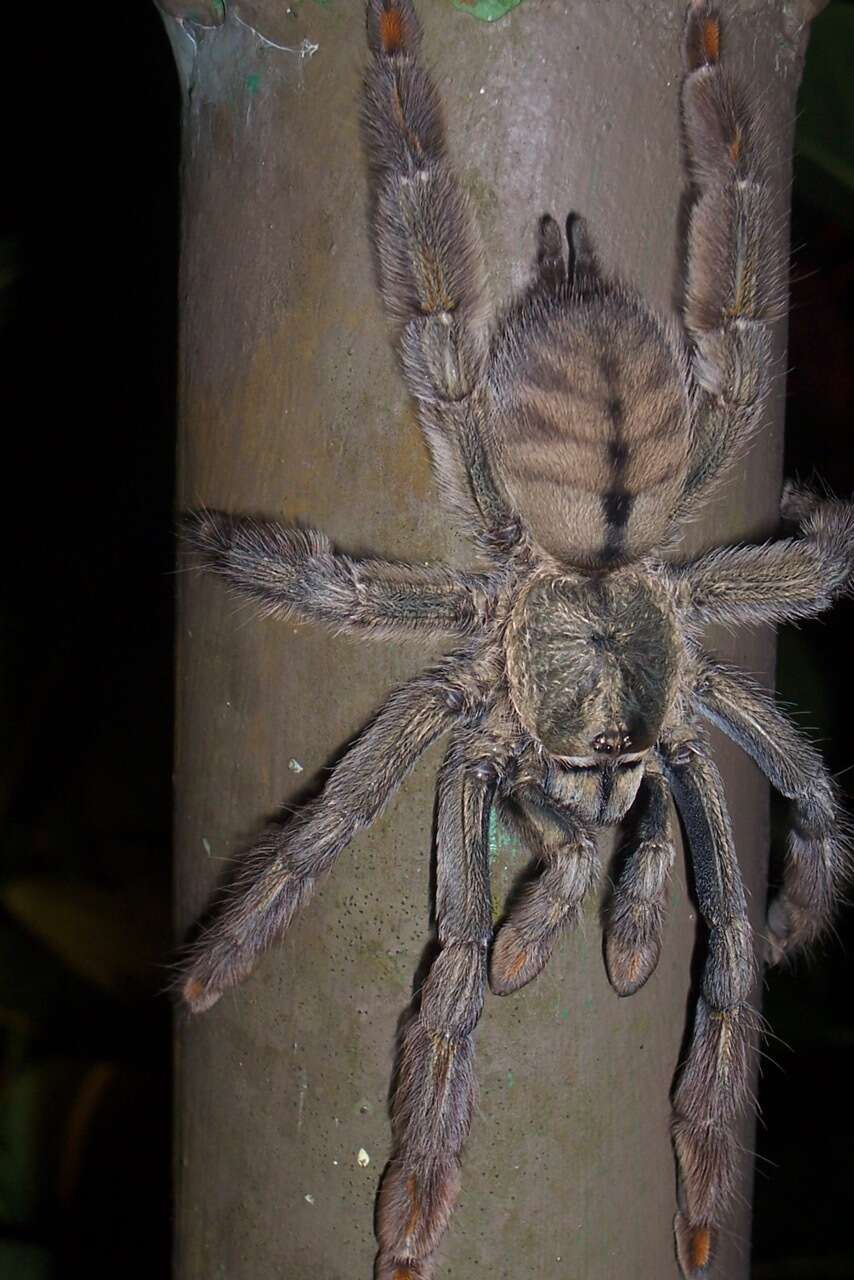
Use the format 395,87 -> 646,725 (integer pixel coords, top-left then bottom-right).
1,3 -> 852,1277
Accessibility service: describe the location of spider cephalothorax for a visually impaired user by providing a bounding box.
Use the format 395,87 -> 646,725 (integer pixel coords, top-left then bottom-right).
505,569 -> 682,775
180,3 -> 853,1277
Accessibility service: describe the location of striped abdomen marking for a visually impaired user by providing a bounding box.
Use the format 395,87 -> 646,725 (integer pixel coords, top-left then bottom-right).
601,385 -> 633,562
490,294 -> 691,567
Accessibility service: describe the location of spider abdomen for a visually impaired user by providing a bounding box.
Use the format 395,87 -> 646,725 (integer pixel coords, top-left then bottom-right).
489,289 -> 691,567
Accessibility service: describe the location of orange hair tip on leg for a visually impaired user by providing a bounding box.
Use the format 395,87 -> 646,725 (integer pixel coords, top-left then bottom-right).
689,1225 -> 712,1272
182,976 -> 203,1004
181,974 -> 222,1013
675,1213 -> 714,1276
702,16 -> 720,64
686,4 -> 720,71
379,7 -> 404,53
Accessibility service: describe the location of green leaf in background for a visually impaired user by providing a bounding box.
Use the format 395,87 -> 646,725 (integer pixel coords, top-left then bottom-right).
0,1059 -> 84,1227
450,0 -> 522,22
1,879 -> 163,994
796,4 -> 854,228
0,1242 -> 53,1280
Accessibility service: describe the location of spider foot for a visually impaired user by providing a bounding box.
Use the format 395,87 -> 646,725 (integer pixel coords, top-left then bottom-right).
766,797 -> 847,965
178,928 -> 267,1015
488,921 -> 558,995
604,929 -> 661,997
674,1212 -> 715,1277
180,951 -> 241,1014
764,892 -> 827,966
377,1156 -> 460,1264
489,832 -> 596,994
375,1254 -> 435,1280
181,973 -> 223,1014
779,480 -> 822,525
366,0 -> 421,56
181,507 -> 232,557
685,2 -> 720,72
765,893 -> 795,966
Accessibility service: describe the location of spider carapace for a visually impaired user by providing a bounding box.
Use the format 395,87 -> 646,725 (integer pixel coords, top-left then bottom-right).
180,2 -> 852,1276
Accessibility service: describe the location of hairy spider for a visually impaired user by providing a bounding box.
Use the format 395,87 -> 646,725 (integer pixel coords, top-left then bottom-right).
180,2 -> 853,1275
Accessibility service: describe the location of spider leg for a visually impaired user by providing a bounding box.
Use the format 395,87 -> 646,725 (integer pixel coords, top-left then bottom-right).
488,783 -> 598,996
184,510 -> 495,640
666,488 -> 854,628
180,653 -> 484,1014
604,757 -> 676,996
363,0 -> 526,559
661,733 -> 755,1279
690,649 -> 848,961
675,3 -> 784,513
376,727 -> 498,1280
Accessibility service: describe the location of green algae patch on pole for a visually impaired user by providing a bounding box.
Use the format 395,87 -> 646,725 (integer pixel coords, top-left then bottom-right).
450,0 -> 522,23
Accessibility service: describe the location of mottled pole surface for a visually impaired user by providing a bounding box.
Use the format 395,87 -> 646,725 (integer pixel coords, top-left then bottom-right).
167,2 -> 807,1276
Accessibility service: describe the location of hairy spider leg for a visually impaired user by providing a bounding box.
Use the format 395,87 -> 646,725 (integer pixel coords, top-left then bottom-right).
604,759 -> 677,996
676,2 -> 785,514
668,487 -> 854,630
693,652 -> 849,961
376,728 -> 498,1280
488,783 -> 599,995
183,510 -> 494,641
180,655 -> 480,1012
363,0 -> 526,558
664,737 -> 755,1279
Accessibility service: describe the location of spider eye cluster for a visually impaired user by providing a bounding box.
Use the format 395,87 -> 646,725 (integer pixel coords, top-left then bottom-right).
507,571 -> 681,764
590,727 -> 637,756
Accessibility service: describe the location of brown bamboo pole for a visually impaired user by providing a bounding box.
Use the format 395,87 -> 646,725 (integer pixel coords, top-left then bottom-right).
166,2 -> 810,1275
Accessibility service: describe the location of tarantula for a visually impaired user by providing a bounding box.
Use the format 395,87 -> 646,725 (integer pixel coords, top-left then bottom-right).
180,1 -> 853,1275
